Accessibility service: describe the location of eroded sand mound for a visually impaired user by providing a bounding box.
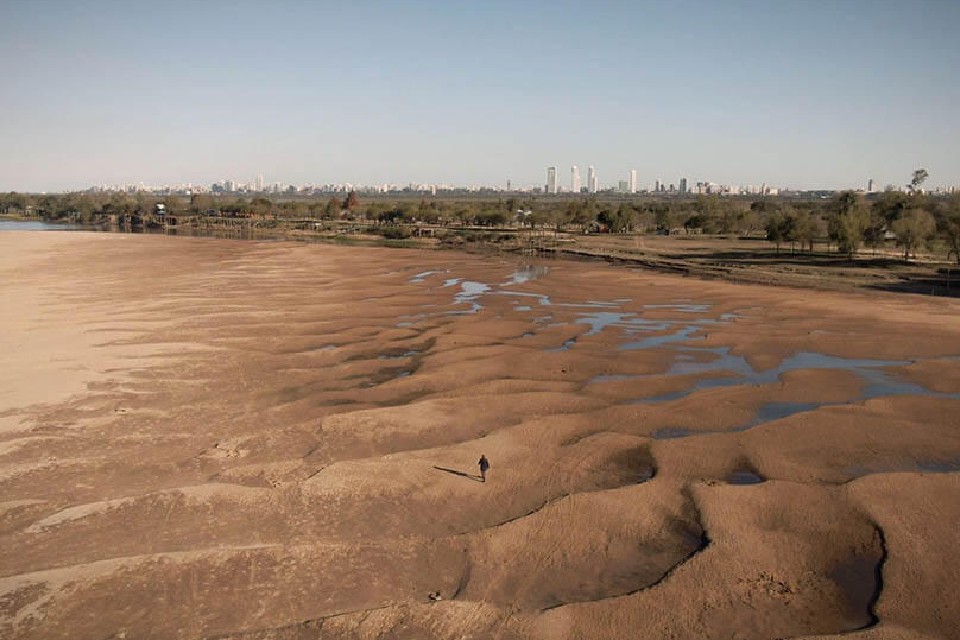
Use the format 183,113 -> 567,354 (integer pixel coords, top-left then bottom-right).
1,232 -> 958,640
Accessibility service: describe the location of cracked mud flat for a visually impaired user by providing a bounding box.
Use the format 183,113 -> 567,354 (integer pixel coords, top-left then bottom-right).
1,232 -> 959,640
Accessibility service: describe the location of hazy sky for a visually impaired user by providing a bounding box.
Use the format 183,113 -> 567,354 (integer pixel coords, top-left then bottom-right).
2,0 -> 958,192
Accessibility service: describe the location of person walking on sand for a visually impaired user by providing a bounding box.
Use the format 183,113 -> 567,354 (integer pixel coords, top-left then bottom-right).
478,454 -> 490,483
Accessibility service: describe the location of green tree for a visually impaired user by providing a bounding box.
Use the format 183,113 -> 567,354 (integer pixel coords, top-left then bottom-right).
828,191 -> 868,256
736,209 -> 762,237
765,211 -> 793,253
750,199 -> 779,215
872,190 -> 909,225
324,197 -> 342,219
908,168 -> 929,195
250,196 -> 272,216
599,203 -> 637,233
190,194 -> 215,214
0,192 -> 29,214
565,199 -> 597,231
788,209 -> 819,252
527,209 -> 551,228
476,208 -> 507,226
344,190 -> 359,211
940,199 -> 960,265
891,208 -> 936,261
402,202 -> 421,221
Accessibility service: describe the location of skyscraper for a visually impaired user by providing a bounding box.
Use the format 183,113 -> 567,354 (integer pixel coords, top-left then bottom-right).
867,178 -> 874,193
629,169 -> 637,194
256,174 -> 265,191
588,166 -> 597,193
655,178 -> 662,192
571,165 -> 581,193
679,177 -> 688,194
546,166 -> 558,194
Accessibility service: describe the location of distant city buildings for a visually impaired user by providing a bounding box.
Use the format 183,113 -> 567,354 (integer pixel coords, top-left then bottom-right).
546,166 -> 558,194
85,169 -> 955,198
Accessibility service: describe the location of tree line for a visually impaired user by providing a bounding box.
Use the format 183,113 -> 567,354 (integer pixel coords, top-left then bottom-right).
3,174 -> 958,263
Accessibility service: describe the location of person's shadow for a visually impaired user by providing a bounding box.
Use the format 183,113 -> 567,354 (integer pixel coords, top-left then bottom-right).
433,466 -> 483,482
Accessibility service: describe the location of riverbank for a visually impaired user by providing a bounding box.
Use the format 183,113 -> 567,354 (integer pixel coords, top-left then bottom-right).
6,216 -> 955,298
1,231 -> 959,639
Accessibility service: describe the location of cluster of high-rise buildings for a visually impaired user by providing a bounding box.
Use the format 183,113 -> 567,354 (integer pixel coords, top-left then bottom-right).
546,165 -> 602,194
544,166 -> 721,195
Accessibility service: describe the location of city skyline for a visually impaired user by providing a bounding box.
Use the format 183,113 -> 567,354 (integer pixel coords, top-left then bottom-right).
2,1 -> 959,193
83,167 -> 955,197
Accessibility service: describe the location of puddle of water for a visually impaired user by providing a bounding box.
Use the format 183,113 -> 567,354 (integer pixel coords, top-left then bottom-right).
457,281 -> 490,299
652,427 -> 699,439
620,326 -> 705,351
845,458 -> 960,480
303,344 -> 338,353
748,401 -> 821,426
915,459 -> 960,473
0,220 -> 87,231
549,338 -> 577,352
378,350 -> 421,361
451,281 -> 490,313
498,290 -> 552,306
641,349 -> 953,407
574,312 -> 677,338
395,312 -> 429,328
632,346 -> 960,437
555,301 -> 623,309
442,278 -> 463,287
856,368 -> 960,400
503,265 -> 550,286
410,270 -> 441,283
634,389 -> 689,403
575,312 -> 634,337
664,347 -> 753,376
515,305 -> 532,312
727,471 -> 764,485
781,352 -> 909,372
447,303 -> 484,315
590,374 -> 639,383
644,304 -> 712,313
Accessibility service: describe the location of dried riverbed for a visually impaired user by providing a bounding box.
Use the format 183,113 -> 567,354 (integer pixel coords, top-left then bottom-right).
1,231 -> 959,640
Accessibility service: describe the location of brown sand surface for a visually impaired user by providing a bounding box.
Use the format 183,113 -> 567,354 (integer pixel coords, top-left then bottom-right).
1,231 -> 959,640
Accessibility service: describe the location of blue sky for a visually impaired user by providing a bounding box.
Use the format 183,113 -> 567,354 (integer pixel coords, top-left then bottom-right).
2,0 -> 958,192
